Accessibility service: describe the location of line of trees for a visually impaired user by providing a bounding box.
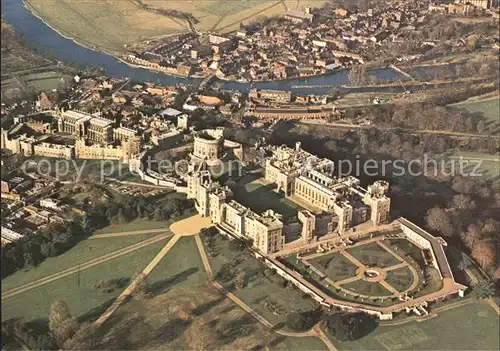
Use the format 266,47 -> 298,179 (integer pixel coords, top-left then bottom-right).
1,194 -> 194,279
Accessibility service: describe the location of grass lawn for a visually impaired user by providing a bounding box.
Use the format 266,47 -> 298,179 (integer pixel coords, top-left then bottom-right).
202,234 -> 317,327
385,267 -> 414,292
383,239 -> 425,268
309,252 -> 359,281
146,237 -> 207,299
347,243 -> 401,268
1,237 -> 169,323
1,233 -> 166,292
331,303 -> 499,350
231,175 -> 304,219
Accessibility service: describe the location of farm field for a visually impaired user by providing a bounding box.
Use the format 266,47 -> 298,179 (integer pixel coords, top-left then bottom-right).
1,237 -> 170,323
329,302 -> 500,350
25,0 -> 328,55
1,52 -> 71,102
435,151 -> 500,183
24,0 -> 186,54
1,232 -> 167,292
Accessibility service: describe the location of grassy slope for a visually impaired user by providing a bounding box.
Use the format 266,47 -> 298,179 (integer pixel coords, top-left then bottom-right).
332,303 -> 499,350
1,237 -> 169,323
1,232 -> 166,292
107,234 -> 327,350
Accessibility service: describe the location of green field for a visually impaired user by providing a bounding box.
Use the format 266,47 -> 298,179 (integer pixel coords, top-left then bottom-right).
1,233 -> 166,292
146,237 -> 207,296
330,303 -> 499,350
97,234 -> 327,350
232,176 -> 304,218
1,237 -> 169,323
451,98 -> 500,123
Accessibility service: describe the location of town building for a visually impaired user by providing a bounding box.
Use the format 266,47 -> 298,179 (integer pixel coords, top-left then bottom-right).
245,106 -> 336,120
249,89 -> 292,104
285,8 -> 315,23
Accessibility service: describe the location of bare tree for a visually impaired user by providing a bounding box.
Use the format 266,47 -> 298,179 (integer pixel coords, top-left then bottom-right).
460,224 -> 482,248
471,240 -> 496,269
425,207 -> 453,237
48,301 -> 79,347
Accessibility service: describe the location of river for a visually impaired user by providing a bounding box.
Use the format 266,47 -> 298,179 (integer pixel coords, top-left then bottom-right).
1,0 -> 450,95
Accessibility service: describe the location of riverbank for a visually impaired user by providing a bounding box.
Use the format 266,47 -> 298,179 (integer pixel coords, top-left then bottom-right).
2,0 -> 468,94
23,0 -> 123,58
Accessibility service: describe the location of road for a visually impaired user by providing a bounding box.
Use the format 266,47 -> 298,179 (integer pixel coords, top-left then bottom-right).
89,228 -> 172,239
93,233 -> 182,327
194,232 -> 338,350
2,233 -> 170,300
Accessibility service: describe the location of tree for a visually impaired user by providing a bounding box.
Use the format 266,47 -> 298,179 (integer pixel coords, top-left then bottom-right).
286,309 -> 321,331
471,240 -> 496,269
234,271 -> 246,290
425,207 -> 453,237
452,194 -> 476,210
48,301 -> 79,347
476,119 -> 485,133
80,214 -> 93,233
200,226 -> 219,237
323,312 -> 378,342
474,281 -> 496,299
229,238 -> 250,252
466,35 -> 479,51
460,224 -> 482,249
